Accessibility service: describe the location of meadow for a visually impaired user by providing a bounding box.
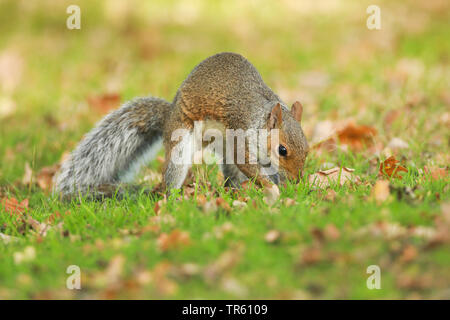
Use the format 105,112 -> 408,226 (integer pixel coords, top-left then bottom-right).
0,0 -> 449,299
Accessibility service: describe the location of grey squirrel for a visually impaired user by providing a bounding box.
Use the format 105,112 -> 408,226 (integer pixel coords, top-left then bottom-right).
54,52 -> 309,198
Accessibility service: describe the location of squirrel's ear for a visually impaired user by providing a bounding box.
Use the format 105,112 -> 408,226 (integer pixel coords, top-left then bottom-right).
291,101 -> 303,123
268,103 -> 282,129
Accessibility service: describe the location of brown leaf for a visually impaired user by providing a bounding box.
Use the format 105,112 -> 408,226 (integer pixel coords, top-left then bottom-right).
212,222 -> 234,239
21,162 -> 33,185
152,262 -> 178,296
324,189 -> 337,201
202,199 -> 218,214
0,232 -> 19,244
301,247 -> 322,265
105,254 -> 125,282
387,137 -> 409,150
399,245 -> 418,263
264,230 -> 281,243
263,184 -> 280,205
215,197 -> 231,212
426,202 -> 450,247
372,180 -> 390,203
283,198 -> 297,206
183,185 -> 196,197
36,165 -> 60,191
383,110 -> 400,127
308,167 -> 361,189
240,180 -> 258,190
1,197 -> 29,216
157,229 -> 190,251
153,198 -> 166,215
424,166 -> 447,181
13,246 -> 36,265
27,217 -> 52,237
396,274 -> 432,290
221,277 -> 248,297
336,122 -> 377,151
379,156 -> 408,179
204,246 -> 243,282
140,224 -> 160,234
232,200 -> 247,209
0,49 -> 23,93
87,93 -> 121,114
310,120 -> 335,145
92,254 -> 126,290
324,224 -> 340,241
196,194 -> 207,206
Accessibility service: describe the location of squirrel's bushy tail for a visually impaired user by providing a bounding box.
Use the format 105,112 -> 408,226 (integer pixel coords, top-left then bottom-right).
54,97 -> 171,198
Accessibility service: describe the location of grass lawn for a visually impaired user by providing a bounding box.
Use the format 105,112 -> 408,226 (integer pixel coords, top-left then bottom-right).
0,0 -> 449,299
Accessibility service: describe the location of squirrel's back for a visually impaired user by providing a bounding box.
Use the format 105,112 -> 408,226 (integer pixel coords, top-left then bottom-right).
175,52 -> 281,126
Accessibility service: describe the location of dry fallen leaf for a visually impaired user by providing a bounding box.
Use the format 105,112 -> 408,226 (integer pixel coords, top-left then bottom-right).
372,180 -> 391,203
92,254 -> 126,290
336,122 -> 377,151
152,262 -> 179,296
324,224 -> 340,241
324,189 -> 337,201
36,165 -> 60,191
196,194 -> 207,206
0,232 -> 20,244
424,166 -> 447,181
310,120 -> 335,145
308,167 -> 361,189
263,184 -> 280,205
202,199 -> 218,214
0,49 -> 23,93
216,197 -> 231,212
13,246 -> 36,265
104,254 -> 125,283
300,247 -> 322,265
379,156 -> 408,179
204,246 -> 243,282
87,93 -> 121,114
399,245 -> 418,263
157,229 -> 190,251
426,202 -> 450,247
0,96 -> 16,119
21,162 -> 33,186
1,197 -> 29,216
153,198 -> 167,215
27,217 -> 52,237
221,277 -> 248,297
387,137 -> 409,150
311,120 -> 377,152
264,230 -> 281,243
212,222 -> 234,239
232,200 -> 247,209
283,198 -> 297,206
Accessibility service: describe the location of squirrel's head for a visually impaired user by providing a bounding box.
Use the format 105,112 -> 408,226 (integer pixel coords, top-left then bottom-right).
266,102 -> 309,184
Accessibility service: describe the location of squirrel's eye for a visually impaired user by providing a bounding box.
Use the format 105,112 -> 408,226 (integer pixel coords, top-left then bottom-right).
278,145 -> 287,156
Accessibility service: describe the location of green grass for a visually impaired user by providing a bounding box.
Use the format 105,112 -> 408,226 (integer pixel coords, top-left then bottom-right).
0,0 -> 449,299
